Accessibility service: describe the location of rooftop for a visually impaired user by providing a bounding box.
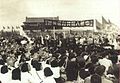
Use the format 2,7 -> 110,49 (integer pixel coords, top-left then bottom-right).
25,16 -> 59,23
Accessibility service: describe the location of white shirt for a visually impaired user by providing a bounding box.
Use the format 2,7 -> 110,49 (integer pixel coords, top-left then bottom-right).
9,80 -> 21,83
37,70 -> 45,81
51,67 -> 60,78
42,76 -> 56,83
41,61 -> 51,70
0,71 -> 11,83
21,72 -> 36,83
30,68 -> 42,83
98,58 -> 112,73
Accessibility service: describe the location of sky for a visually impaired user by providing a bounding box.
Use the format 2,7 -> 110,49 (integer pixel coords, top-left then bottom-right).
0,0 -> 120,29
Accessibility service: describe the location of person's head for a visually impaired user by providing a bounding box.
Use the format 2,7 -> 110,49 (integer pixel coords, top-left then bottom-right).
95,65 -> 106,76
51,59 -> 59,67
88,64 -> 95,75
44,67 -> 53,77
79,68 -> 90,79
21,63 -> 31,72
6,57 -> 15,67
109,55 -> 118,64
91,55 -> 98,64
1,65 -> 8,74
91,74 -> 101,83
31,59 -> 38,68
101,51 -> 109,58
34,62 -> 42,71
0,59 -> 4,65
12,68 -> 21,80
112,64 -> 119,79
77,57 -> 85,68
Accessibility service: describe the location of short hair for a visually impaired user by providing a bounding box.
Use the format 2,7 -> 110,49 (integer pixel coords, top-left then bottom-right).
79,68 -> 90,79
91,55 -> 98,64
95,65 -> 106,76
44,67 -> 53,77
113,65 -> 119,79
88,64 -> 95,75
110,55 -> 118,64
1,65 -> 8,74
51,59 -> 59,67
91,74 -> 101,83
34,62 -> 42,71
12,68 -> 21,80
0,59 -> 5,65
77,57 -> 85,68
31,59 -> 38,68
21,63 -> 30,72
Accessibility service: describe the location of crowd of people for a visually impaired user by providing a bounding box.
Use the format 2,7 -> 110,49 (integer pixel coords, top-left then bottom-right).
0,32 -> 119,83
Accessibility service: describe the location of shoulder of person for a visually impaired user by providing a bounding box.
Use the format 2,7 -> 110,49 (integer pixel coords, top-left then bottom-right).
102,77 -> 113,83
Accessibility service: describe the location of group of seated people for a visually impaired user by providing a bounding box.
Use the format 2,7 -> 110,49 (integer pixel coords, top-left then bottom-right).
0,33 -> 119,83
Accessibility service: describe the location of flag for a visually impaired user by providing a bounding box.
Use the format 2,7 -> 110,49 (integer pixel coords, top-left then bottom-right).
102,16 -> 108,25
3,26 -> 5,29
16,26 -> 20,29
11,26 -> 14,32
107,19 -> 112,29
96,20 -> 102,30
102,16 -> 109,29
108,19 -> 112,24
70,29 -> 74,35
12,26 -> 14,29
7,26 -> 10,29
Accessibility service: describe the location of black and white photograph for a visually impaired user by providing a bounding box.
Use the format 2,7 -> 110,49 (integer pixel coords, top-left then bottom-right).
0,0 -> 120,83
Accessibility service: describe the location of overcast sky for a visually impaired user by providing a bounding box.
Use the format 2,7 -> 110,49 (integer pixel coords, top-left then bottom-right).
0,0 -> 120,28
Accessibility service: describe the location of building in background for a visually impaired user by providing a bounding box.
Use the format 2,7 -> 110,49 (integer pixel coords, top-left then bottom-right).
21,16 -> 62,31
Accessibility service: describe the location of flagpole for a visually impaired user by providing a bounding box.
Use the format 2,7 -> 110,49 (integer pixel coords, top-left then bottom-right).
53,26 -> 56,39
92,19 -> 96,43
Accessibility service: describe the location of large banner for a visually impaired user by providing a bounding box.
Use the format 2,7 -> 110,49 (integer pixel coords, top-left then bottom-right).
44,19 -> 94,27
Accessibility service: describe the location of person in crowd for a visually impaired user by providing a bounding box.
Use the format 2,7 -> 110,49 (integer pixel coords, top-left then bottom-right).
31,60 -> 44,83
0,65 -> 11,83
0,58 -> 5,70
95,65 -> 113,83
98,52 -> 112,74
0,32 -> 119,83
10,67 -> 21,83
107,54 -> 119,83
50,58 -> 62,83
43,67 -> 56,83
84,64 -> 96,83
65,55 -> 78,82
90,74 -> 101,83
21,62 -> 36,83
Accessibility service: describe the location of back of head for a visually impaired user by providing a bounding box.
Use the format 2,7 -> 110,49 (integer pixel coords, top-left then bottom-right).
0,59 -> 4,65
79,68 -> 90,79
31,59 -> 38,68
21,63 -> 31,72
12,68 -> 21,80
88,64 -> 95,75
91,55 -> 98,64
109,55 -> 118,64
95,65 -> 106,76
51,59 -> 59,67
44,67 -> 53,77
77,57 -> 85,68
112,64 -> 119,79
1,65 -> 8,74
35,63 -> 42,71
91,74 -> 101,83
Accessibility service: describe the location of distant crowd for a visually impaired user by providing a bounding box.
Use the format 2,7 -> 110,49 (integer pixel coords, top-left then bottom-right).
0,33 -> 119,83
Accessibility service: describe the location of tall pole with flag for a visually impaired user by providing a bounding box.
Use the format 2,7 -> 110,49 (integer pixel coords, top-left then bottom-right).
53,26 -> 56,39
12,26 -> 14,33
102,16 -> 108,34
